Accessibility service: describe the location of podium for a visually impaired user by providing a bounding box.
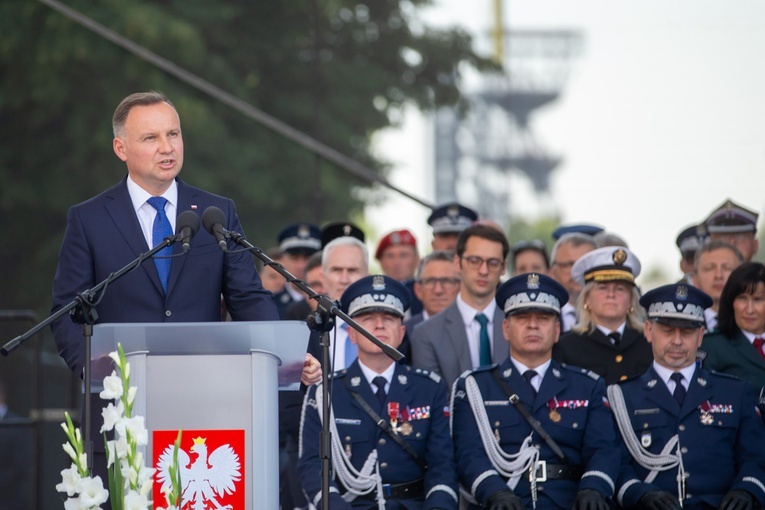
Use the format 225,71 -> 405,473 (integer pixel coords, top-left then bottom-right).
91,321 -> 310,510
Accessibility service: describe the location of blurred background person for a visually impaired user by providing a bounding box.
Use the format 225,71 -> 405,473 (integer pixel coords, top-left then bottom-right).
509,239 -> 549,276
259,247 -> 285,294
553,246 -> 651,384
282,251 -> 325,321
593,231 -> 629,248
375,229 -> 419,282
704,199 -> 759,262
676,224 -> 705,284
549,232 -> 597,332
692,241 -> 743,332
427,202 -> 478,251
273,223 -> 322,317
701,262 -> 765,388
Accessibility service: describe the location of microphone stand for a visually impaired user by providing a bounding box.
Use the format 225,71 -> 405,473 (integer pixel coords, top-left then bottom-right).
224,229 -> 403,510
1,233 -> 184,469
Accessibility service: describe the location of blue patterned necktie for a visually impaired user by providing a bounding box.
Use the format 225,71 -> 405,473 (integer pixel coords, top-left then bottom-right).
147,196 -> 172,293
475,313 -> 492,366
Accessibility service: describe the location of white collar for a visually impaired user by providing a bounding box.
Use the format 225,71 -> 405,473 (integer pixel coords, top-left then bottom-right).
126,175 -> 178,212
652,361 -> 696,388
358,360 -> 396,390
595,321 -> 626,338
456,292 -> 498,326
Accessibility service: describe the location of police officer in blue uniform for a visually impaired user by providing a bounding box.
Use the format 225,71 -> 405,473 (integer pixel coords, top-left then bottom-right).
298,275 -> 458,509
273,223 -> 322,317
451,273 -> 619,510
609,283 -> 765,510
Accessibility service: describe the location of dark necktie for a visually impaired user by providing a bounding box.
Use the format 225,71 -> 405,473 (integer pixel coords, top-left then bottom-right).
475,313 -> 492,366
147,196 -> 172,293
754,337 -> 765,362
608,331 -> 621,346
670,372 -> 686,406
523,370 -> 538,397
372,376 -> 387,408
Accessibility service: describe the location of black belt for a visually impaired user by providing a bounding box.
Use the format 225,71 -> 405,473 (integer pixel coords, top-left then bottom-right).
357,478 -> 425,500
525,461 -> 583,482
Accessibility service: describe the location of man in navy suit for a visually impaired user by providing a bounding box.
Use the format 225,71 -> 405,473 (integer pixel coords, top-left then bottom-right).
298,275 -> 458,509
610,283 -> 765,510
51,91 -> 320,382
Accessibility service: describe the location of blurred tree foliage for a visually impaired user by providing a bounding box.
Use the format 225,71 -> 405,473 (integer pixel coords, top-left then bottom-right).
0,0 -> 494,317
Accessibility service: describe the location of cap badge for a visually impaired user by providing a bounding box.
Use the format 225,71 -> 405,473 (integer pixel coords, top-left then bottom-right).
298,225 -> 310,238
676,285 -> 688,300
372,275 -> 386,291
391,232 -> 400,244
343,224 -> 352,236
527,273 -> 540,289
447,205 -> 460,218
612,248 -> 628,265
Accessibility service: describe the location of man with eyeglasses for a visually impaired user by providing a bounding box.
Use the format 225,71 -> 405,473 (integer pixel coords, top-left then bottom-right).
704,199 -> 759,262
404,251 -> 461,331
549,233 -> 597,333
411,224 -> 510,388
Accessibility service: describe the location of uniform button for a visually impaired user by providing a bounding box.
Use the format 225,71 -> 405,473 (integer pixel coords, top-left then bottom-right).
416,432 -> 422,438
378,438 -> 386,446
615,355 -> 623,363
678,425 -> 685,431
681,447 -> 688,454
620,375 -> 628,381
572,423 -> 578,428
345,436 -> 351,442
380,463 -> 388,470
495,421 -> 501,427
643,423 -> 649,429
165,310 -> 172,317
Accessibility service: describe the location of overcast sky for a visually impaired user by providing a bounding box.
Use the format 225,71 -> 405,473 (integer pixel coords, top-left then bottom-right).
367,0 -> 765,285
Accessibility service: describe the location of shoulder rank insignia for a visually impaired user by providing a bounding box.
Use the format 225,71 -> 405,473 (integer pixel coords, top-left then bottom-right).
429,371 -> 441,384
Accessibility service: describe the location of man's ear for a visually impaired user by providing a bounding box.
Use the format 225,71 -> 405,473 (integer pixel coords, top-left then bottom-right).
113,137 -> 128,162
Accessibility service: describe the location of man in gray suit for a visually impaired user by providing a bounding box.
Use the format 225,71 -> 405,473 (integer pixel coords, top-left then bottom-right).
411,224 -> 510,389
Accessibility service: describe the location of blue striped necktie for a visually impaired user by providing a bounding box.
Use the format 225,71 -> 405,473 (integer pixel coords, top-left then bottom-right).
147,196 -> 172,293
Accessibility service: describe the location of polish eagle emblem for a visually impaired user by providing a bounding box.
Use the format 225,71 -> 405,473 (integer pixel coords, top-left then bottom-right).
156,436 -> 241,510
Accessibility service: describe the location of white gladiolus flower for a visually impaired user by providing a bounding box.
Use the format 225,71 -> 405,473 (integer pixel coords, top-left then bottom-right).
117,416 -> 148,445
63,496 -> 86,510
78,476 -> 109,507
78,453 -> 87,469
62,442 -> 78,462
127,386 -> 137,406
101,401 -> 124,433
105,441 -> 116,468
139,476 -> 153,496
100,372 -> 123,400
115,435 -> 129,460
123,490 -> 150,510
56,465 -> 82,496
108,350 -> 121,365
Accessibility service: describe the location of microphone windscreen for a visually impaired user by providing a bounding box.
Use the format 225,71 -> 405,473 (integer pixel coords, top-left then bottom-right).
201,206 -> 227,235
177,210 -> 201,236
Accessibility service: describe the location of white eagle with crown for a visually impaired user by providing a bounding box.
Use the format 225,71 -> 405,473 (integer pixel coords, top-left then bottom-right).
156,436 -> 242,510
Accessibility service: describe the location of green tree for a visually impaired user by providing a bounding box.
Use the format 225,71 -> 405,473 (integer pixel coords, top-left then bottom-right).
0,0 -> 493,317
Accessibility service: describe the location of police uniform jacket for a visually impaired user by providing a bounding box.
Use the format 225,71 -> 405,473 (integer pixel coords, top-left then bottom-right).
700,331 -> 765,388
298,361 -> 458,509
613,366 -> 765,509
451,357 -> 619,509
553,327 -> 653,385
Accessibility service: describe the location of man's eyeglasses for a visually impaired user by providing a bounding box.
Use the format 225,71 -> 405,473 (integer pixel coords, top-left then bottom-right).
461,255 -> 504,271
418,277 -> 461,289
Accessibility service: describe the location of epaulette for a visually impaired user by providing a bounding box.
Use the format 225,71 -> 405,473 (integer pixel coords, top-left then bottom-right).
708,370 -> 746,381
560,363 -> 601,381
329,369 -> 348,380
409,366 -> 443,384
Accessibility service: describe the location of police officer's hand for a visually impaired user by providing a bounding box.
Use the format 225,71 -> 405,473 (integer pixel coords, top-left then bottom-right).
719,490 -> 755,510
572,489 -> 609,510
638,491 -> 681,510
485,489 -> 523,510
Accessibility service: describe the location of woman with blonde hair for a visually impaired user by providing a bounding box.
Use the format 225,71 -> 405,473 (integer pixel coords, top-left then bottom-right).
552,246 -> 652,384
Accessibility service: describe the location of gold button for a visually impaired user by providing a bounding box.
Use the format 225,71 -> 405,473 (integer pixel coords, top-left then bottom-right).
615,355 -> 623,363
620,375 -> 628,381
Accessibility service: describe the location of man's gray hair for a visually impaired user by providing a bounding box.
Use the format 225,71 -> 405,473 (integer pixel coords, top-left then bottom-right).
322,236 -> 369,271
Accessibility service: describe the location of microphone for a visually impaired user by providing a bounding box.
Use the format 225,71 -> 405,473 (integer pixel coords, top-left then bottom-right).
176,210 -> 201,254
201,206 -> 229,252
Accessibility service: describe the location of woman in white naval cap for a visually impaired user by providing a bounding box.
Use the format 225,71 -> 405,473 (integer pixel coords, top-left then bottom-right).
553,246 -> 652,384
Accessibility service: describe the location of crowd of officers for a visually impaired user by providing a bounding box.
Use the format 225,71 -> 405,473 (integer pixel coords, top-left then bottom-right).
267,199 -> 765,510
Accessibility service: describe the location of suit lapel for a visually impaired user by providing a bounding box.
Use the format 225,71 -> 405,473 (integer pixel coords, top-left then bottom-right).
733,332 -> 765,372
444,305 -> 472,374
103,178 -> 165,295
536,362 -> 567,412
642,368 -> 679,416
680,370 -> 712,418
388,365 -> 414,410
